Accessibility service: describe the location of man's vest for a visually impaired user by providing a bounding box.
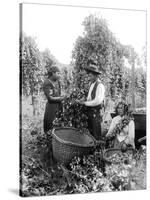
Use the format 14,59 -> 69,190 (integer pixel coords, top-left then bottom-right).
90,80 -> 102,110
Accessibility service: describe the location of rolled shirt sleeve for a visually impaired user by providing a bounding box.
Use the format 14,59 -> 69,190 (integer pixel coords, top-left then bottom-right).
85,83 -> 105,107
106,118 -> 116,136
125,120 -> 135,148
128,120 -> 135,140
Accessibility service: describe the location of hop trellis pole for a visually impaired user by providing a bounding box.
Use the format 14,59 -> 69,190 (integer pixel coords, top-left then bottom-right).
131,56 -> 135,112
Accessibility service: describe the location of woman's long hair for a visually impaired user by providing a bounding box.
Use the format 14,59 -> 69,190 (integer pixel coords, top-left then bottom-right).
115,102 -> 128,115
115,102 -> 134,119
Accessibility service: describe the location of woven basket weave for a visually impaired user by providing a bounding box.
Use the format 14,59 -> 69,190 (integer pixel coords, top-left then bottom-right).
103,148 -> 135,159
52,127 -> 95,165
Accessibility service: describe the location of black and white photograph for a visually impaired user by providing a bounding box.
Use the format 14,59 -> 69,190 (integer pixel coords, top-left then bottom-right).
19,2 -> 147,197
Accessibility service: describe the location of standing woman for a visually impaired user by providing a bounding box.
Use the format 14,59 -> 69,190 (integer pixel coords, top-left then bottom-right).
43,65 -> 64,134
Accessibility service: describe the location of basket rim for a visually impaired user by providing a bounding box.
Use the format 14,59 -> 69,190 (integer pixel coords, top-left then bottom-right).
52,127 -> 95,148
103,147 -> 135,156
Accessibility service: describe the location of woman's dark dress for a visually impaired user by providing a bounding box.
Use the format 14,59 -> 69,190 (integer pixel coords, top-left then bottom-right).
43,79 -> 61,133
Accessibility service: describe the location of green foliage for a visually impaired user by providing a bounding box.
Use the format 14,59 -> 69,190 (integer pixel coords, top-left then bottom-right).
134,67 -> 146,108
72,15 -> 127,100
53,89 -> 89,130
68,152 -> 114,193
60,65 -> 74,93
20,34 -> 43,97
21,157 -> 67,197
135,68 -> 146,95
71,14 -> 146,108
21,143 -> 146,196
67,148 -> 146,193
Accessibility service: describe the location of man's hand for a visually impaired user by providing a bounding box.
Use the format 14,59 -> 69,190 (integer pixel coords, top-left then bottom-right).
105,133 -> 111,138
75,99 -> 85,105
64,94 -> 70,99
106,133 -> 114,140
60,94 -> 70,101
124,137 -> 130,145
121,142 -> 128,152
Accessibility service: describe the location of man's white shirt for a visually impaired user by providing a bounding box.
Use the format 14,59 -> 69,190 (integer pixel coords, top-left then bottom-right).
84,79 -> 105,107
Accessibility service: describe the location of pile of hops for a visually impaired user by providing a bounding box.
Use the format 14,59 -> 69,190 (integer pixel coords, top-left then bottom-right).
66,147 -> 146,193
68,150 -> 114,193
105,151 -> 133,164
53,89 -> 89,131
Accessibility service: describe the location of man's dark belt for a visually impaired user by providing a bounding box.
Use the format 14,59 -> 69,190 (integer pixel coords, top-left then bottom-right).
88,104 -> 102,112
47,101 -> 61,105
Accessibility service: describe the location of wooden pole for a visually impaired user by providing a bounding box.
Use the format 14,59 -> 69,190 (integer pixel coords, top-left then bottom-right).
131,56 -> 135,111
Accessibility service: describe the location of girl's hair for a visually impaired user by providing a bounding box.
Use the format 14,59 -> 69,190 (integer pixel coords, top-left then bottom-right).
115,102 -> 128,115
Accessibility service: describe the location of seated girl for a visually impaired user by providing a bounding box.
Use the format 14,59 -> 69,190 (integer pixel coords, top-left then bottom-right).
106,102 -> 135,149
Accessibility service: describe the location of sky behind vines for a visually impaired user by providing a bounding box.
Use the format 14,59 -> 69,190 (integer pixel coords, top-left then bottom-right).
22,3 -> 146,65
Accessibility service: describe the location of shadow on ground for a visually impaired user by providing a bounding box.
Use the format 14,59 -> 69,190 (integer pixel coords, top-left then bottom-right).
8,188 -> 19,195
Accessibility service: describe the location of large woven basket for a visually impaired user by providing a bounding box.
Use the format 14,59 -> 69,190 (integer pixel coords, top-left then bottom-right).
103,148 -> 135,161
52,127 -> 95,165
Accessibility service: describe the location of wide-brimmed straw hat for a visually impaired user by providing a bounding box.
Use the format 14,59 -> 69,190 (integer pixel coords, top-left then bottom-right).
85,64 -> 101,74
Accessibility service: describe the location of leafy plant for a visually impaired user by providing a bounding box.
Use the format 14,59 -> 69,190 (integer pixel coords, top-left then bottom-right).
20,34 -> 44,115
53,89 -> 89,131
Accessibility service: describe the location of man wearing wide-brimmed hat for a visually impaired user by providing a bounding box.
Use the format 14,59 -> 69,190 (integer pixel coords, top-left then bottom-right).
77,63 -> 105,141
